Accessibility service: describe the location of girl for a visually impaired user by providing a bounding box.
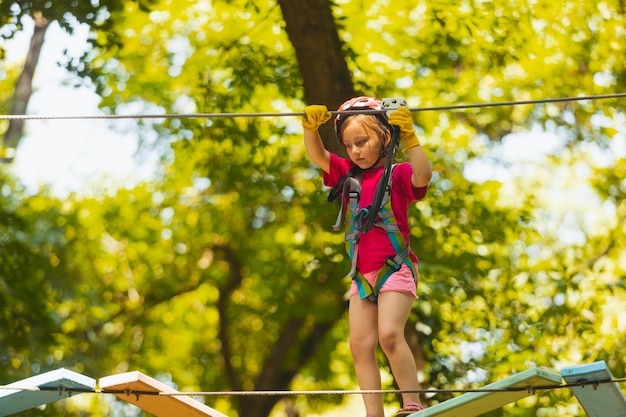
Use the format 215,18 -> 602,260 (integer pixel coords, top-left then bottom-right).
302,97 -> 432,417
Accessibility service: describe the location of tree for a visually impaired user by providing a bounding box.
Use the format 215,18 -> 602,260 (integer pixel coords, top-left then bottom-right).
1,0 -> 625,416
0,0 -> 156,160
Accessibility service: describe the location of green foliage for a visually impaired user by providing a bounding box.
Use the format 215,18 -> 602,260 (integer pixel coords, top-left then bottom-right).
0,177 -> 58,377
1,0 -> 626,416
0,0 -> 161,77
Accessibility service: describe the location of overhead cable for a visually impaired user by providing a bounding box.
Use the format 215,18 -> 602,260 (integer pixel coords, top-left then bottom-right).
0,93 -> 624,121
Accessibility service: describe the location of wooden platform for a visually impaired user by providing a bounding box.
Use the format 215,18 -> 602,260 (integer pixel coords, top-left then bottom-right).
561,360 -> 626,417
0,368 -> 95,417
410,367 -> 562,416
3,362 -> 624,416
99,371 -> 228,417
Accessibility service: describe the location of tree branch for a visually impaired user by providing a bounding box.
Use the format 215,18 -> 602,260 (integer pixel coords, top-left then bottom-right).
2,12 -> 49,159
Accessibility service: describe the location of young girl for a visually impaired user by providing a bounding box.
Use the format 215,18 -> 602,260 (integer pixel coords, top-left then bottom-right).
302,97 -> 432,417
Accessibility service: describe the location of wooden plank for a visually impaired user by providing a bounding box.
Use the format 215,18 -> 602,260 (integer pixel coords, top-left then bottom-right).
410,367 -> 562,416
561,360 -> 626,417
99,371 -> 228,417
0,368 -> 95,416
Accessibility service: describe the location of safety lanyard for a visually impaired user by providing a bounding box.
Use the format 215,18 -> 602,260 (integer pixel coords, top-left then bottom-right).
328,125 -> 400,233
352,125 -> 400,233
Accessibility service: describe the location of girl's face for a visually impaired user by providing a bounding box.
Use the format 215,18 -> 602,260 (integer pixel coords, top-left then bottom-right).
341,116 -> 387,169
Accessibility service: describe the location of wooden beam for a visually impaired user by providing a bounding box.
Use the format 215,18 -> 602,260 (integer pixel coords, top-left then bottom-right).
410,367 -> 562,416
561,360 -> 626,417
0,368 -> 95,416
99,371 -> 228,417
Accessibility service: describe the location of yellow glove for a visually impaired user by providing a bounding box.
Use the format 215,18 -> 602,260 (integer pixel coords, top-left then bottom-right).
302,105 -> 331,131
388,107 -> 421,150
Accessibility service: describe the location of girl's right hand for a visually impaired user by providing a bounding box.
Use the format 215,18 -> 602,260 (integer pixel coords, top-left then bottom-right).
302,105 -> 331,131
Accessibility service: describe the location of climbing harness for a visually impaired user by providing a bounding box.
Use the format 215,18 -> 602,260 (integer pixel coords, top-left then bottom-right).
328,105 -> 417,303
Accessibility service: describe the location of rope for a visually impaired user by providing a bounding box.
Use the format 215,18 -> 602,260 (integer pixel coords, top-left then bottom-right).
0,93 -> 624,121
1,377 -> 624,397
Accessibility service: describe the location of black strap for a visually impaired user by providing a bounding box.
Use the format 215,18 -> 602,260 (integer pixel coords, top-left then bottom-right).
328,165 -> 363,202
328,124 -> 400,232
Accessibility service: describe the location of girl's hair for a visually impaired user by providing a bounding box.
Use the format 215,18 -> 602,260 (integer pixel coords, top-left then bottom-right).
339,114 -> 390,150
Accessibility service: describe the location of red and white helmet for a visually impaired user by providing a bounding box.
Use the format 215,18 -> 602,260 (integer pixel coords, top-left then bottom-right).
334,96 -> 390,138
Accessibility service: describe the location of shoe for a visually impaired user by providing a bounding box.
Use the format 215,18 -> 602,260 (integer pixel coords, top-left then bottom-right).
395,402 -> 425,416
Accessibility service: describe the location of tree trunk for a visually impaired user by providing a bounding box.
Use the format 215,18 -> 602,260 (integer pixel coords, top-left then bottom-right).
216,241 -> 346,417
277,0 -> 357,156
2,12 -> 49,162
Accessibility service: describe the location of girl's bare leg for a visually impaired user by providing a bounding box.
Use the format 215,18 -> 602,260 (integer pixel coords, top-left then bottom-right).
377,291 -> 422,407
349,295 -> 385,417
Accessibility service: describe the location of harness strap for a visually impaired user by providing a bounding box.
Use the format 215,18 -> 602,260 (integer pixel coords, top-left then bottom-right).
335,166 -> 416,304
352,202 -> 417,304
332,176 -> 361,231
344,176 -> 361,278
329,122 -> 415,303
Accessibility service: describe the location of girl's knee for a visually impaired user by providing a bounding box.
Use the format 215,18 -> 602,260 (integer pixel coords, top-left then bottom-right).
378,328 -> 404,354
350,335 -> 378,358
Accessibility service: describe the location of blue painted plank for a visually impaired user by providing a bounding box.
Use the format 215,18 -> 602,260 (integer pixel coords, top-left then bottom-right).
0,368 -> 95,416
409,367 -> 562,416
561,361 -> 626,417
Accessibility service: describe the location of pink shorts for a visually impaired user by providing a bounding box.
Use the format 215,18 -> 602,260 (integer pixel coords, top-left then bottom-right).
350,263 -> 418,299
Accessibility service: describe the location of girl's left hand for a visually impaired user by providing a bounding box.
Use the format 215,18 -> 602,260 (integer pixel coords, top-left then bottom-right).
388,107 -> 421,150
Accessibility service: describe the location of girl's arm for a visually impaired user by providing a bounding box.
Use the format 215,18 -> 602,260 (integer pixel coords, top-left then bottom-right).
302,105 -> 332,173
304,129 -> 331,173
388,107 -> 432,188
406,145 -> 432,188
